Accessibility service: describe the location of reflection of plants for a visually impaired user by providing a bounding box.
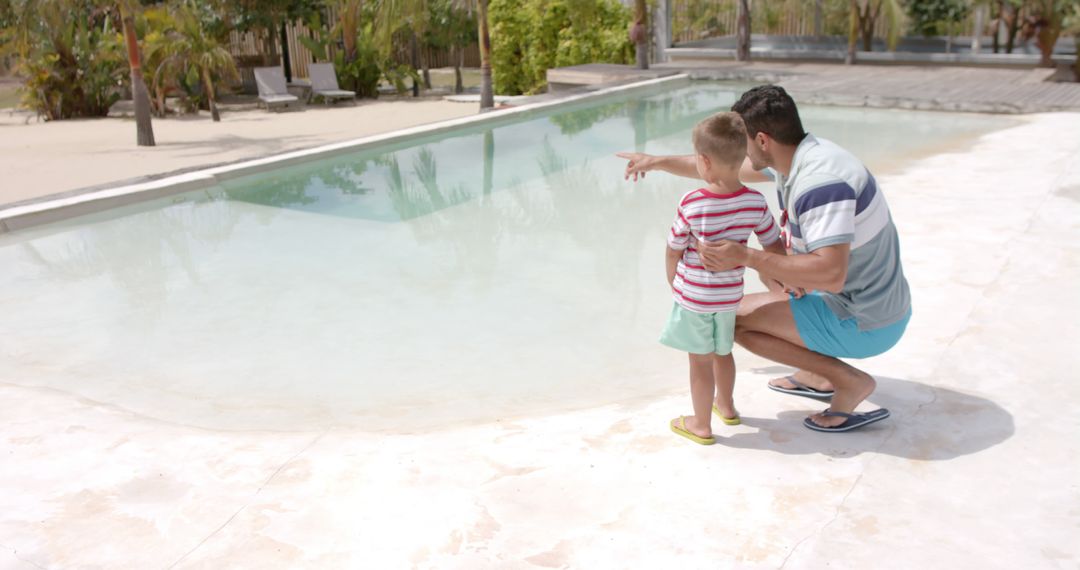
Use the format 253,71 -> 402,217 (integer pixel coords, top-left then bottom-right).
549,100 -> 627,136
16,195 -> 244,322
536,137 -> 568,176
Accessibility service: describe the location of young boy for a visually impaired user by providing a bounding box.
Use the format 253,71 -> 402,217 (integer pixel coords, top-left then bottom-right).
662,112 -> 785,445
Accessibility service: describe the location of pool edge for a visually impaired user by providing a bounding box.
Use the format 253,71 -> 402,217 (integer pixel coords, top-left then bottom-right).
0,74 -> 692,234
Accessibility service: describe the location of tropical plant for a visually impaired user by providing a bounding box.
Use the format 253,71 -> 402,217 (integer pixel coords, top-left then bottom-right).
631,0 -> 648,68
907,0 -> 970,53
1065,1 -> 1080,79
488,0 -> 632,96
851,0 -> 906,52
298,9 -> 390,98
152,1 -> 237,122
375,0 -> 430,92
5,0 -> 127,120
425,0 -> 476,93
1030,0 -> 1070,67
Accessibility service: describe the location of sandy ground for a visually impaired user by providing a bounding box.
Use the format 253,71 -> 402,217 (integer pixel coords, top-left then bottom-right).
0,98 -> 478,207
1,110 -> 1079,566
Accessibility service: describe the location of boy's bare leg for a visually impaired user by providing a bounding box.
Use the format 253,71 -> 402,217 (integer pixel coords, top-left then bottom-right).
675,353 -> 716,438
712,353 -> 737,420
734,294 -> 875,428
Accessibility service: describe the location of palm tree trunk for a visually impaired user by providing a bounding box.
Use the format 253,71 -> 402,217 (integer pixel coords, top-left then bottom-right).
993,1 -> 1002,53
121,6 -> 154,146
478,0 -> 494,110
453,45 -> 463,94
421,47 -> 431,89
1005,3 -> 1020,54
860,1 -> 874,52
846,0 -> 858,65
410,32 -> 420,97
202,68 -> 220,122
634,0 -> 649,69
736,0 -> 750,62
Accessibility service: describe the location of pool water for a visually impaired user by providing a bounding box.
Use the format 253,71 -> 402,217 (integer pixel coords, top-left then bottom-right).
0,83 -> 1017,431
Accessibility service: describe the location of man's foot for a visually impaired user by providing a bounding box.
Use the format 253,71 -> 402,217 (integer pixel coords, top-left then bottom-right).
768,370 -> 834,392
806,372 -> 876,429
670,415 -> 714,445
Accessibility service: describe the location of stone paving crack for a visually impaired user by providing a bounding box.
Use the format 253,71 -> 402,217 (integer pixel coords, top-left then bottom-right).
167,428 -> 329,568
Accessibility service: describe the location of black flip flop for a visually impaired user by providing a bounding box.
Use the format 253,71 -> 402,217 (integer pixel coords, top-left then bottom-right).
767,375 -> 835,401
803,408 -> 891,433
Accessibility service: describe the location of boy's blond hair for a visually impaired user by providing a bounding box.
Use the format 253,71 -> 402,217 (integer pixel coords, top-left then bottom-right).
692,112 -> 747,168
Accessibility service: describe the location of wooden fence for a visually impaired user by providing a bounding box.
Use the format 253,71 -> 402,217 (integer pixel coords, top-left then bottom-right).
228,19 -> 480,82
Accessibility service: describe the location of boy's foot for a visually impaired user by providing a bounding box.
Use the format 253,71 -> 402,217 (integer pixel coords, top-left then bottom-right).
712,400 -> 740,425
806,372 -> 876,429
670,416 -> 715,445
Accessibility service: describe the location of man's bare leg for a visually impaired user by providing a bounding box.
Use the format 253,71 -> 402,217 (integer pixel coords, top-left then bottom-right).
737,292 -> 833,392
734,293 -> 875,428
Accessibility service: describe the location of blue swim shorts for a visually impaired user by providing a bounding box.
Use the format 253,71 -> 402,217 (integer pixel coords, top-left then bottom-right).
789,293 -> 911,359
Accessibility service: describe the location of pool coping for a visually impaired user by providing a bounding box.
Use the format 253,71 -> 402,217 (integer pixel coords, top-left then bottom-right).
0,74 -> 693,234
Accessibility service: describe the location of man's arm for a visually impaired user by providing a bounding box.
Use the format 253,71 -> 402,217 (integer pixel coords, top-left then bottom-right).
739,157 -> 773,184
699,241 -> 850,293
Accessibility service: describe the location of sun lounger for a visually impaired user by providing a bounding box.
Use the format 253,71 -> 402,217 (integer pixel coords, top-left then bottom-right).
308,63 -> 356,104
253,66 -> 300,111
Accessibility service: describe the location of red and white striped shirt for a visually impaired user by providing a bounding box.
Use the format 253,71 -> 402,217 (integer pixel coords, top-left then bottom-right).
668,187 -> 780,313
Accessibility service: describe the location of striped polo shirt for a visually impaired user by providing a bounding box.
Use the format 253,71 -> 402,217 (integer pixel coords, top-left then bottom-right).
775,134 -> 911,330
668,187 -> 781,313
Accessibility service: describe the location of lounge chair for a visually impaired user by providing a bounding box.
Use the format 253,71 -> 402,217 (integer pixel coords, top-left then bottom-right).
308,63 -> 356,105
253,66 -> 300,111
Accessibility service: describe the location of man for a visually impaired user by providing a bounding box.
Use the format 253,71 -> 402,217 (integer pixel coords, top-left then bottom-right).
618,85 -> 911,432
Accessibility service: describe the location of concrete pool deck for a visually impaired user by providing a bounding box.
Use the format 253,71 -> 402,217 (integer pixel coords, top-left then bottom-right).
2,105 -> 1079,567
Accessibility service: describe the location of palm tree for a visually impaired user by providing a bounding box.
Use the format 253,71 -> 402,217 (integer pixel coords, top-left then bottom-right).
375,0 -> 430,95
477,0 -> 493,110
851,0 -> 905,52
735,0 -> 750,62
118,0 -> 154,145
156,2 -> 237,122
1033,0 -> 1067,68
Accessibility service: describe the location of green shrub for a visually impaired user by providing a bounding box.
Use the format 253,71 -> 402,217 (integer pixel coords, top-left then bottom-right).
489,0 -> 633,96
18,16 -> 125,119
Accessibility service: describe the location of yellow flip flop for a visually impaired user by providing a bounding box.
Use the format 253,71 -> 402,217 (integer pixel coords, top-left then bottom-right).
670,416 -> 715,445
713,404 -> 741,426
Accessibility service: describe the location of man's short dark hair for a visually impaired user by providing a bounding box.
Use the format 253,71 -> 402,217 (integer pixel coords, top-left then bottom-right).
731,85 -> 807,146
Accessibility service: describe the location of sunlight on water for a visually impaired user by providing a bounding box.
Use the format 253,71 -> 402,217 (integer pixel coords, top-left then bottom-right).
0,83 -> 1017,431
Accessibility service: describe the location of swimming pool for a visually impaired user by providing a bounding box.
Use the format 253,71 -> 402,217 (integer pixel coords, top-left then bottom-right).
0,82 -> 1017,431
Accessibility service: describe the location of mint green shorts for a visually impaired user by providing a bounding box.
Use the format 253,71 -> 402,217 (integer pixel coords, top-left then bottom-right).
659,302 -> 737,355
